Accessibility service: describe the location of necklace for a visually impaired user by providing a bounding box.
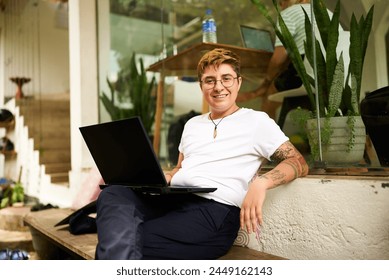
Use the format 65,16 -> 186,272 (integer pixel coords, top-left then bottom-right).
209,107 -> 240,139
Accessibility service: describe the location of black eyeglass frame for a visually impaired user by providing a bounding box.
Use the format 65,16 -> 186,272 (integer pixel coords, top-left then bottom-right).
200,75 -> 240,89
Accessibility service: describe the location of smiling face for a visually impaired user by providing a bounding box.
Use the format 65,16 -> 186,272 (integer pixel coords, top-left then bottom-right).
197,48 -> 242,118
200,63 -> 242,117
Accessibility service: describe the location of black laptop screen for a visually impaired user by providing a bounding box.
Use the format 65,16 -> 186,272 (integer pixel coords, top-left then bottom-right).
79,117 -> 167,187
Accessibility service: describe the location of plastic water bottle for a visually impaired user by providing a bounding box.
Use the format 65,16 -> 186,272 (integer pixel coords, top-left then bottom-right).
202,9 -> 217,43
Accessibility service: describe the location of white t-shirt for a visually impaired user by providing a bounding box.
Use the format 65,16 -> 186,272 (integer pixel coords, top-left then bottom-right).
171,108 -> 289,207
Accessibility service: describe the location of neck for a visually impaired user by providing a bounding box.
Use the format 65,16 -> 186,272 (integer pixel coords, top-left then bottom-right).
210,106 -> 240,119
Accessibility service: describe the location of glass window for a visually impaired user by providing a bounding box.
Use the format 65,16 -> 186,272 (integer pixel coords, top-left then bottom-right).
97,0 -> 389,175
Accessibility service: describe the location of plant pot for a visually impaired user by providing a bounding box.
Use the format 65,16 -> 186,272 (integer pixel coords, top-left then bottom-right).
306,116 -> 366,164
12,202 -> 24,207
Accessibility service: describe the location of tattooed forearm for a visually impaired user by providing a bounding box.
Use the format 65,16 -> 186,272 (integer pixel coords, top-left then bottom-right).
283,159 -> 300,179
259,170 -> 287,186
270,141 -> 308,177
251,141 -> 308,190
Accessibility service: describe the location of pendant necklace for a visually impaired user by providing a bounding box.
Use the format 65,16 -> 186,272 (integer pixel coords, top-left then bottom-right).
209,107 -> 240,139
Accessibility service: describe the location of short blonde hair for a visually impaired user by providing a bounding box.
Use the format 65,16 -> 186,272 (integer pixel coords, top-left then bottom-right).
197,48 -> 241,82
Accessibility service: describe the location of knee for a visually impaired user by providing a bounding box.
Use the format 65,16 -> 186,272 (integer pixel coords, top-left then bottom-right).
97,185 -> 131,205
97,185 -> 143,207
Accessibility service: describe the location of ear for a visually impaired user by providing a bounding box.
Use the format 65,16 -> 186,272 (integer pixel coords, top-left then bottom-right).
237,76 -> 243,90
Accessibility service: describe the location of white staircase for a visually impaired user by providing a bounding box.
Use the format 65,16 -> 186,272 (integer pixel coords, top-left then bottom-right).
3,96 -> 73,207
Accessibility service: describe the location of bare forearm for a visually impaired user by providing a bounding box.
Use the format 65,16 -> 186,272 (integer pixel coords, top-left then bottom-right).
265,46 -> 289,82
240,141 -> 308,232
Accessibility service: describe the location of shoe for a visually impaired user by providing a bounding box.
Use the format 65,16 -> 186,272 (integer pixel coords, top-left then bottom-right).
0,109 -> 14,123
0,137 -> 14,152
0,248 -> 29,260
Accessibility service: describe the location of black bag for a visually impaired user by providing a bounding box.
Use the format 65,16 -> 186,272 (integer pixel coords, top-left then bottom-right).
360,86 -> 389,166
167,110 -> 200,165
55,200 -> 97,235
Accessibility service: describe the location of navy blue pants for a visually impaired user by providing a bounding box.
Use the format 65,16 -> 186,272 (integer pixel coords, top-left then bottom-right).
95,185 -> 240,260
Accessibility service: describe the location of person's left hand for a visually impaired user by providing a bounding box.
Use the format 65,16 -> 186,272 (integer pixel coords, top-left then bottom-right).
240,184 -> 267,233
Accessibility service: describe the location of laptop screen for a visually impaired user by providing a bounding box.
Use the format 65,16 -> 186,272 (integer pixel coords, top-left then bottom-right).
79,117 -> 167,187
240,25 -> 274,52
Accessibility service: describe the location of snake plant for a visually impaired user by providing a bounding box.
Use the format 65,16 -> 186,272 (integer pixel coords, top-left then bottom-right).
100,53 -> 156,135
251,0 -> 374,118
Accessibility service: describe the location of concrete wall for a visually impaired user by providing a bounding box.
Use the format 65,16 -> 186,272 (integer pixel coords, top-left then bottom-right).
259,176 -> 389,259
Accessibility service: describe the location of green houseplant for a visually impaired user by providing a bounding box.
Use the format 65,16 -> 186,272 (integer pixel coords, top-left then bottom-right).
251,0 -> 374,164
0,182 -> 24,208
100,53 -> 157,136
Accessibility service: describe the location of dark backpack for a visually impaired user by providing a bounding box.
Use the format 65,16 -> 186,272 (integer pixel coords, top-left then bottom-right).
167,110 -> 200,165
361,86 -> 389,166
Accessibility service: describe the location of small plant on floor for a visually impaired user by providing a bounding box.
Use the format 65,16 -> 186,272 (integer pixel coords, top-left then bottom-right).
0,182 -> 24,208
11,182 -> 24,206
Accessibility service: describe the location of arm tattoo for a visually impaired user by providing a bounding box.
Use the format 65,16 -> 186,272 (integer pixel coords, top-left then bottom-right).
270,141 -> 295,164
283,160 -> 299,179
270,141 -> 307,178
259,170 -> 287,186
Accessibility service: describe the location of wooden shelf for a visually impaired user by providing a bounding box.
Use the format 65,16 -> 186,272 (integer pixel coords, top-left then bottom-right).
147,42 -> 272,79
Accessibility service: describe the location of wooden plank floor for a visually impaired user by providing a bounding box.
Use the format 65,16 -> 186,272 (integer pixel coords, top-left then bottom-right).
24,208 -> 286,260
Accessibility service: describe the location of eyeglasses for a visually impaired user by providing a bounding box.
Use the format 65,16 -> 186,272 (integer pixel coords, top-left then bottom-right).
200,75 -> 239,90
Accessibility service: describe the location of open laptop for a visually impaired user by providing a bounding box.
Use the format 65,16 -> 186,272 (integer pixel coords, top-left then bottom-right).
240,24 -> 274,52
79,116 -> 217,195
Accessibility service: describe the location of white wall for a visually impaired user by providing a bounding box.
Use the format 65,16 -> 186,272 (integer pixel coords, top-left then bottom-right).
38,2 -> 70,94
259,177 -> 389,259
1,0 -> 69,98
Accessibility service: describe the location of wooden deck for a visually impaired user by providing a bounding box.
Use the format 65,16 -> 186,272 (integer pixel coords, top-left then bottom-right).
24,208 -> 286,260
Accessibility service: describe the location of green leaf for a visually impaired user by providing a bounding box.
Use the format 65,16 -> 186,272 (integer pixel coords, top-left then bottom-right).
100,92 -> 121,120
251,0 -> 374,118
251,0 -> 315,111
100,52 -> 156,135
324,0 -> 340,92
328,54 -> 344,117
1,197 -> 9,208
348,5 -> 374,110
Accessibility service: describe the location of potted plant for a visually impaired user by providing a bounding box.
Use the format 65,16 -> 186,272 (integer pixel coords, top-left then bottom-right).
0,181 -> 24,208
251,0 -> 374,164
100,53 -> 157,136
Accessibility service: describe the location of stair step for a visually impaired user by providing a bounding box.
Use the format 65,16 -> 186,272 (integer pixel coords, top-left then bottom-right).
0,204 -> 40,259
0,206 -> 31,231
33,137 -> 70,150
17,98 -> 69,110
50,173 -> 69,184
45,163 -> 71,173
0,229 -> 34,252
28,130 -> 70,142
16,95 -> 71,185
24,114 -> 70,129
39,148 -> 71,164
